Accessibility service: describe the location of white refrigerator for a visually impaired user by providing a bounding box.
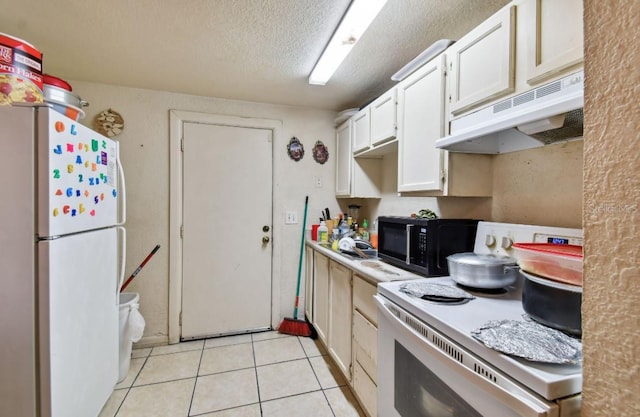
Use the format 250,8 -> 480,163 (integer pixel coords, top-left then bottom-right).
0,105 -> 126,417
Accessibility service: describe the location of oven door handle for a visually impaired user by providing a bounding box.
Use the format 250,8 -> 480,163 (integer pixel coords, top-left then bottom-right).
375,295 -> 558,417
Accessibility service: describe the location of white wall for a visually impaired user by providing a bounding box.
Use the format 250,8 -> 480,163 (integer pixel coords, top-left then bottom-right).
72,81 -> 338,345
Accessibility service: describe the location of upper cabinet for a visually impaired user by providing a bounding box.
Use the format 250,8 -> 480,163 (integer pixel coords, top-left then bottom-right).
522,0 -> 584,85
335,119 -> 382,198
369,88 -> 397,147
352,89 -> 398,157
447,0 -> 583,120
396,54 -> 493,196
447,5 -> 516,117
352,108 -> 371,154
397,55 -> 446,192
335,120 -> 353,197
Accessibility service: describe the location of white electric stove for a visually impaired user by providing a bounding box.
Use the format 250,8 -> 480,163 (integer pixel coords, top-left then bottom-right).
376,222 -> 584,417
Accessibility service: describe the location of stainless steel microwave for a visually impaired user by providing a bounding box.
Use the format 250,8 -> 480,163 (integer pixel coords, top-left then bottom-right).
377,217 -> 479,276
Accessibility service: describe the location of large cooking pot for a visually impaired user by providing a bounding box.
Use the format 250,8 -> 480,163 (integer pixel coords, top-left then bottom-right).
447,252 -> 518,289
43,75 -> 89,121
521,270 -> 582,337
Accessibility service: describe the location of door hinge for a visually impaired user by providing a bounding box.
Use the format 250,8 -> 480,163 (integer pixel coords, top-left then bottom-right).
349,363 -> 353,380
441,170 -> 447,183
181,137 -> 184,152
179,311 -> 182,326
180,224 -> 184,238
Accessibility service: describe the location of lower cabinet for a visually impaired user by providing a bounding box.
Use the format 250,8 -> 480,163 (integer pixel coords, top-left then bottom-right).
328,261 -> 353,382
352,275 -> 378,417
312,251 -> 330,345
307,247 -> 379,416
304,246 -> 314,323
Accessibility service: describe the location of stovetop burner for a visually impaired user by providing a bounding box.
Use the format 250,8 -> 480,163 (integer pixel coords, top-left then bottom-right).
455,283 -> 509,296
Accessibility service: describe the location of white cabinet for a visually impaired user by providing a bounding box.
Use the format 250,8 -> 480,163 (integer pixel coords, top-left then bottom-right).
522,0 -> 584,85
352,89 -> 398,157
397,53 -> 493,196
447,4 -> 516,116
352,108 -> 370,154
328,260 -> 353,382
352,275 -> 378,417
397,54 -> 447,192
312,251 -> 329,345
335,119 -> 382,198
304,245 -> 314,322
370,88 -> 397,147
335,120 -> 352,197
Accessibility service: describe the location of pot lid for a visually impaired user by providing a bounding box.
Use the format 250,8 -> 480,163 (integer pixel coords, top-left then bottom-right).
43,74 -> 72,91
448,252 -> 516,266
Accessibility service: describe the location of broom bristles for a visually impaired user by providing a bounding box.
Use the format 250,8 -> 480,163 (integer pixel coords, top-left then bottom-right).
278,317 -> 312,337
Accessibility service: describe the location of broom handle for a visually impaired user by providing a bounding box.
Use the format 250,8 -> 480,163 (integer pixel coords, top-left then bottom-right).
120,244 -> 161,292
292,196 -> 309,318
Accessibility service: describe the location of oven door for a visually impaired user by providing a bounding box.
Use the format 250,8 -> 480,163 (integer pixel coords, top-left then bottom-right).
375,295 -> 560,417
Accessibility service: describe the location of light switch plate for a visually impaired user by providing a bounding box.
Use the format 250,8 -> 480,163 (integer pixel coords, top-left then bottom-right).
285,211 -> 298,224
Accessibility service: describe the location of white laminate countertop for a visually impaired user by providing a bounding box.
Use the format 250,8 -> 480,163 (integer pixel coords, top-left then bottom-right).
305,239 -> 420,285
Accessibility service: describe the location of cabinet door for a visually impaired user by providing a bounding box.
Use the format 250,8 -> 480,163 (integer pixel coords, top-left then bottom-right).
352,108 -> 371,154
312,252 -> 329,345
524,0 -> 584,85
448,4 -> 516,116
353,275 -> 377,326
397,54 -> 446,192
353,361 -> 377,417
335,120 -> 352,197
304,246 -> 314,321
328,260 -> 352,382
370,88 -> 397,146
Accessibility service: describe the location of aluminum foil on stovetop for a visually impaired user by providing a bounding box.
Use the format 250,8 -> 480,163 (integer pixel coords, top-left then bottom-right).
471,318 -> 583,365
399,281 -> 475,303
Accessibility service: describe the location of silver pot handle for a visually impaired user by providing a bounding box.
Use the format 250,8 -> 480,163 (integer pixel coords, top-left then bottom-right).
504,265 -> 520,274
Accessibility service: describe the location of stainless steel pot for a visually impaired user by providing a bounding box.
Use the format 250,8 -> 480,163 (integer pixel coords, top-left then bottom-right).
521,270 -> 582,337
447,252 -> 519,289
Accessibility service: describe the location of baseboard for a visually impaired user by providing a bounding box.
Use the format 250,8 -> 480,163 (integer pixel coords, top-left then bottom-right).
133,334 -> 169,349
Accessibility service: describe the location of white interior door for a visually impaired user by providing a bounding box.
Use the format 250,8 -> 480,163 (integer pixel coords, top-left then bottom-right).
181,122 -> 273,339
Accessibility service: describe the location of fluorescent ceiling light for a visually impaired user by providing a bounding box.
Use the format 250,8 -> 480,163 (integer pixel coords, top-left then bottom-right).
309,0 -> 388,85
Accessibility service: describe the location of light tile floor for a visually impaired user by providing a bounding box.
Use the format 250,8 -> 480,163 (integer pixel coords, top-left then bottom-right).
99,331 -> 366,417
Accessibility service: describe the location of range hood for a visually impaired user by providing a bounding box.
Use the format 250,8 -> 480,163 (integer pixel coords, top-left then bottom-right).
436,71 -> 584,154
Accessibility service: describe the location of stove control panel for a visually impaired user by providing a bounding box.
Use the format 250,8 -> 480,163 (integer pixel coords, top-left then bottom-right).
474,222 -> 583,257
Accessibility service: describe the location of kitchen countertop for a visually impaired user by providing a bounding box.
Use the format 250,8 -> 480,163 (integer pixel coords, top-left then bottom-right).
305,239 -> 420,285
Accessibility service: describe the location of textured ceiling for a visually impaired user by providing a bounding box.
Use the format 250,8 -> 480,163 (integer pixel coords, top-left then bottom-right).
1,0 -> 509,111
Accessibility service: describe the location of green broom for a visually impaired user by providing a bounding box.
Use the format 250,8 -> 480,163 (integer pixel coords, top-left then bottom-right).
278,195 -> 312,337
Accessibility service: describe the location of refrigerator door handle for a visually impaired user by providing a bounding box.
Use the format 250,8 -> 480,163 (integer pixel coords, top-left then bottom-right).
116,151 -> 126,226
117,226 -> 127,295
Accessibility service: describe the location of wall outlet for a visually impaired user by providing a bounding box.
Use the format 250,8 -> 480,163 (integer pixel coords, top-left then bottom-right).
314,176 -> 323,188
285,211 -> 298,224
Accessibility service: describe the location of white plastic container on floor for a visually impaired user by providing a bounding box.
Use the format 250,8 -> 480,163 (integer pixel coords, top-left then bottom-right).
118,293 -> 145,382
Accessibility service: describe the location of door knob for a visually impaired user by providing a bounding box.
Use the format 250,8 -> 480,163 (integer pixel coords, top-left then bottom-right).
262,236 -> 270,244
263,225 -> 270,232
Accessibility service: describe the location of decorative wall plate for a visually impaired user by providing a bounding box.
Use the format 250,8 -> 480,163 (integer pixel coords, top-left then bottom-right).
287,136 -> 304,161
312,140 -> 329,164
94,108 -> 124,137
